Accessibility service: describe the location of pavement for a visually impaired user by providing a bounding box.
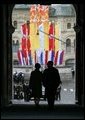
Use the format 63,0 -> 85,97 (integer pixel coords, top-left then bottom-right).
1,104 -> 84,119
12,78 -> 76,105
1,78 -> 84,119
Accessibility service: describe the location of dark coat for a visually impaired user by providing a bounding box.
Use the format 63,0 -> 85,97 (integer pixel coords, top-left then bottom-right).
29,69 -> 42,98
43,67 -> 61,98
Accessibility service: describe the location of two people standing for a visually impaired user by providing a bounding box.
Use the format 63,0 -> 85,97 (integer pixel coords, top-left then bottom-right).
29,61 -> 61,109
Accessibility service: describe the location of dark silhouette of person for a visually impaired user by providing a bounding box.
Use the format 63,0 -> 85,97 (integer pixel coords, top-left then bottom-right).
29,63 -> 43,106
55,84 -> 61,101
43,61 -> 61,109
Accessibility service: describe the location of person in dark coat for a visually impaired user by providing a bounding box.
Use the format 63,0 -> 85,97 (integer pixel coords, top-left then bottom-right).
29,63 -> 43,106
43,61 -> 61,109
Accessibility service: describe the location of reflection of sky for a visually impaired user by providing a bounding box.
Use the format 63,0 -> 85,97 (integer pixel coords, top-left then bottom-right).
14,4 -> 75,16
14,4 -> 33,8
51,4 -> 71,6
14,4 -> 72,8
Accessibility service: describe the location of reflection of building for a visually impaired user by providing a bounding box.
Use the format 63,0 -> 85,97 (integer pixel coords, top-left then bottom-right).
12,4 -> 76,66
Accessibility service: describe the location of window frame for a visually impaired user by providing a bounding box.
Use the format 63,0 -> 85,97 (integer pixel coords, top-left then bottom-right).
1,4 -> 84,109
67,23 -> 71,29
66,38 -> 71,53
13,20 -> 17,29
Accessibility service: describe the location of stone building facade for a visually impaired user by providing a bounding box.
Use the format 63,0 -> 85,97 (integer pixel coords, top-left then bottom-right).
12,4 -> 76,66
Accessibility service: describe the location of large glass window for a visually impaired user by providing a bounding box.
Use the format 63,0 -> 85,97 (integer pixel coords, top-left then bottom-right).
12,4 -> 76,105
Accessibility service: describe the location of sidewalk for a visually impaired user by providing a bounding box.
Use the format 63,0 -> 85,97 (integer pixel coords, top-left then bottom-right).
1,104 -> 84,119
11,98 -> 75,105
12,78 -> 76,105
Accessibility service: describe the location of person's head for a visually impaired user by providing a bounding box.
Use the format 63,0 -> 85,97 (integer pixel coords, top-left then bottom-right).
47,61 -> 53,68
35,63 -> 41,70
